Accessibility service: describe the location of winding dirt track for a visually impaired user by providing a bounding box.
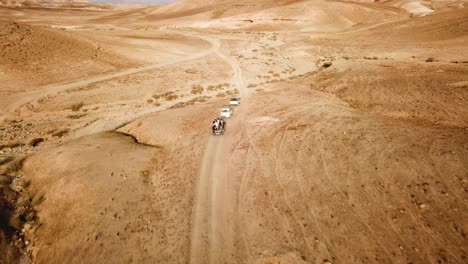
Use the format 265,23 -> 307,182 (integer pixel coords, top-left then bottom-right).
189,35 -> 248,264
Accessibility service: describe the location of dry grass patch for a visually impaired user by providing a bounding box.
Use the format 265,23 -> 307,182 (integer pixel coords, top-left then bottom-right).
67,114 -> 86,119
0,142 -> 25,151
52,129 -> 70,138
3,157 -> 24,175
191,85 -> 204,94
70,102 -> 84,111
0,156 -> 14,166
153,91 -> 179,101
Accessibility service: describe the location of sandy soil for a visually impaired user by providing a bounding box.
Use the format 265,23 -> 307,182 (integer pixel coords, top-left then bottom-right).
0,0 -> 467,263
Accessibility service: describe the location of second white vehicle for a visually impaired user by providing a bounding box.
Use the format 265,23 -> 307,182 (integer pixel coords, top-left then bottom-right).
220,105 -> 234,118
229,97 -> 240,106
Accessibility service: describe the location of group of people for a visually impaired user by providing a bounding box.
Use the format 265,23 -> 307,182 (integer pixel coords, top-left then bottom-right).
212,117 -> 225,133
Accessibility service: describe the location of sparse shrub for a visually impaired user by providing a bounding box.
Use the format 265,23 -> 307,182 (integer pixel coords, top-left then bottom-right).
321,62 -> 332,68
0,156 -> 14,166
191,85 -> 204,94
4,158 -> 24,175
165,94 -> 178,101
185,69 -> 197,74
0,142 -> 25,151
216,92 -> 226,97
70,102 -> 84,112
67,114 -> 86,119
52,129 -> 70,138
21,179 -> 31,189
153,91 -> 179,101
195,96 -> 209,103
147,99 -> 154,103
29,138 -> 44,147
207,85 -> 216,91
425,57 -> 436,62
170,102 -> 186,109
31,195 -> 45,207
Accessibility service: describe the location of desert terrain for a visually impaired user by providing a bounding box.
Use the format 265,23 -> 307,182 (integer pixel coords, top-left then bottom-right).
0,0 -> 467,263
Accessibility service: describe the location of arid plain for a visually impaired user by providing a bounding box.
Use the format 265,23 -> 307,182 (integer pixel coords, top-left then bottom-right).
0,0 -> 467,263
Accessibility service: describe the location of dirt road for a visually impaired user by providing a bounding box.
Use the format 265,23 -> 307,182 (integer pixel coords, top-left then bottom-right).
189,34 -> 249,264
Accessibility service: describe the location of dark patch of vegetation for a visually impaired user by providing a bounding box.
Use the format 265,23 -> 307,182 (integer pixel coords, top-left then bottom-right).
153,91 -> 179,101
3,158 -> 24,175
321,61 -> 332,68
0,156 -> 15,166
191,85 -> 204,94
52,129 -> 70,138
29,138 -> 44,147
0,143 -> 25,151
425,57 -> 437,62
67,114 -> 86,119
70,102 -> 84,112
170,102 -> 186,109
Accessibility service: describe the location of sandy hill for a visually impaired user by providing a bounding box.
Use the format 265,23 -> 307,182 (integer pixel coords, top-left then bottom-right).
0,0 -> 86,6
0,20 -> 134,90
98,0 -> 404,31
97,0 -> 468,31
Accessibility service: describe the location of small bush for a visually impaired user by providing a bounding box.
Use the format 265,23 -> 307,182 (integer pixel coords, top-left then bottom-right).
0,156 -> 14,166
191,85 -> 204,94
67,114 -> 86,119
29,138 -> 44,147
321,62 -> 332,68
52,129 -> 70,138
0,142 -> 25,151
165,94 -> 179,101
425,57 -> 436,62
170,102 -> 186,109
31,195 -> 45,207
4,158 -> 24,175
70,102 -> 84,112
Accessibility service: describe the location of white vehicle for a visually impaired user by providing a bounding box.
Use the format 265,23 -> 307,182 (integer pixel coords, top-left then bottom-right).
220,105 -> 234,118
229,97 -> 240,106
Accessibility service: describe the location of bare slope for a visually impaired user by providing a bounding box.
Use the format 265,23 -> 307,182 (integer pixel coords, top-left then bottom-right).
0,20 -> 134,90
